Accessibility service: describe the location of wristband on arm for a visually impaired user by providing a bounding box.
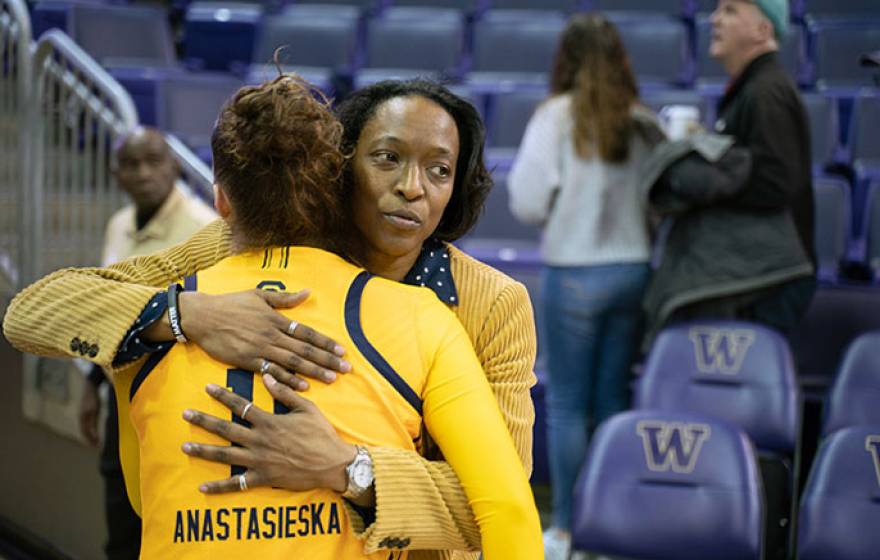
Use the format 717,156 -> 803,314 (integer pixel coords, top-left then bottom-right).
167,282 -> 188,344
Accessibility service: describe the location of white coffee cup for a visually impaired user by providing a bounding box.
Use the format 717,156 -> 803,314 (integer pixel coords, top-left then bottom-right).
659,105 -> 701,141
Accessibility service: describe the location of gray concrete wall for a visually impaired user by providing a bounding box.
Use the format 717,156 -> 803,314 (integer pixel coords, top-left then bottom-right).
0,299 -> 105,559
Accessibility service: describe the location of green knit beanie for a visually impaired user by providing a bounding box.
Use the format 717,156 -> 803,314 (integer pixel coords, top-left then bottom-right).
752,0 -> 789,40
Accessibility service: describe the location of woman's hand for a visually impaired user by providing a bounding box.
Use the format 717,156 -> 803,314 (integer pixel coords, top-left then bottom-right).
147,288 -> 352,390
181,374 -> 357,494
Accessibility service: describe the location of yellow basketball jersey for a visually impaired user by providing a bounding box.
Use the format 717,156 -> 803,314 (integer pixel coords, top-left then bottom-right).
115,247 -> 447,559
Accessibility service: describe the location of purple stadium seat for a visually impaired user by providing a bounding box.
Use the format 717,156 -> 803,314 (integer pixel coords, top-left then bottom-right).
355,7 -> 464,87
183,2 -> 264,72
802,93 -> 839,169
572,410 -> 764,560
248,4 -> 361,92
798,425 -> 880,560
850,93 -> 880,180
802,0 -> 880,18
813,176 -> 851,283
822,331 -> 880,436
467,10 -> 565,92
590,0 -> 687,16
391,0 -> 479,10
865,180 -> 880,280
466,169 -> 541,241
607,13 -> 692,88
484,87 -> 546,165
808,17 -> 880,89
68,3 -> 175,67
488,0 -> 577,10
636,321 -> 800,453
156,73 -> 244,159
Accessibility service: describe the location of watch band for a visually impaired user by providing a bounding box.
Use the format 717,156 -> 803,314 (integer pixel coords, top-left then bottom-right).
343,446 -> 374,500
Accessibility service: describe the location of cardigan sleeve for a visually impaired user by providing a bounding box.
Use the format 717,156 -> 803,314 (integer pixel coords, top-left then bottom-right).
2,219 -> 231,369
351,281 -> 537,554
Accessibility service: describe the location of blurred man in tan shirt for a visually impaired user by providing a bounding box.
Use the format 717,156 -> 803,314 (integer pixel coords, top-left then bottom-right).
80,127 -> 215,560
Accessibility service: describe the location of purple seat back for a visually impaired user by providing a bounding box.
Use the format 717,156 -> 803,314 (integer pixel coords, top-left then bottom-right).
572,410 -> 763,560
823,331 -> 880,436
798,425 -> 880,560
636,320 -> 801,454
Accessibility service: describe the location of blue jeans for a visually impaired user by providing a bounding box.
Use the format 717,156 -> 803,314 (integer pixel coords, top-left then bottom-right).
541,262 -> 650,531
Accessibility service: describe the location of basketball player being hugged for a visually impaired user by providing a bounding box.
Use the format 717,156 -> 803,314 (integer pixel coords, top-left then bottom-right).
112,75 -> 542,559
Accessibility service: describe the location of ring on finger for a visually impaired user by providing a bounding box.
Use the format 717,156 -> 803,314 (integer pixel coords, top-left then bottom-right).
260,359 -> 271,374
238,473 -> 248,492
287,320 -> 299,336
240,401 -> 254,421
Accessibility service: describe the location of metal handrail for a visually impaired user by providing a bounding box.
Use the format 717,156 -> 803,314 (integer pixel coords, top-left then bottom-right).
165,133 -> 215,202
1,0 -> 32,292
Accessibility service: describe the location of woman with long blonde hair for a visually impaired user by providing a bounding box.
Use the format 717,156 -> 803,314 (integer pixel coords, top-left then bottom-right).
509,13 -> 662,560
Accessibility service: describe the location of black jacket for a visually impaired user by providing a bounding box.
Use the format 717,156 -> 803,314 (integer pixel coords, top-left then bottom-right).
639,53 -> 816,345
716,52 -> 816,265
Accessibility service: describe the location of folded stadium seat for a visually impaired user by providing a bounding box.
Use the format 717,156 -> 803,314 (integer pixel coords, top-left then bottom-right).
354,7 -> 464,88
797,425 -> 880,560
635,320 -> 802,560
466,10 -> 566,93
182,2 -> 264,72
63,3 -> 180,125
31,0 -> 106,39
289,0 -> 379,9
487,0 -> 578,11
571,409 -> 764,560
606,13 -> 693,89
808,16 -> 880,92
390,0 -> 480,9
813,176 -> 851,283
155,73 -> 244,163
865,180 -> 880,281
247,4 -> 361,94
590,0 -> 688,17
821,331 -> 880,437
695,13 -> 807,93
483,87 -> 546,168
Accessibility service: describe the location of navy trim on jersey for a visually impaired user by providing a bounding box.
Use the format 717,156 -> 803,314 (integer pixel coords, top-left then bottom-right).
129,344 -> 173,401
344,271 -> 423,415
183,273 -> 198,291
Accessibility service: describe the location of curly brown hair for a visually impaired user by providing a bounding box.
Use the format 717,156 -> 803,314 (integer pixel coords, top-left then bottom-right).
550,14 -> 639,163
211,74 -> 348,253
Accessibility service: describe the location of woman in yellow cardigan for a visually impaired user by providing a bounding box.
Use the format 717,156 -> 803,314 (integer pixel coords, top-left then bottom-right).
3,79 -> 538,559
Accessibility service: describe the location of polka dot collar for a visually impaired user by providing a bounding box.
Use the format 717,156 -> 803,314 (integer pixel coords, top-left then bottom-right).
403,238 -> 459,306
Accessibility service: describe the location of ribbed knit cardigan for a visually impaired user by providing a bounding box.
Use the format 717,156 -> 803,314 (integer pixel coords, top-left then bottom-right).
2,219 -> 537,559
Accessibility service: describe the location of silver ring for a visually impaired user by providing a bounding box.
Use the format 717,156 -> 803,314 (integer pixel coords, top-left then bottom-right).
260,359 -> 271,374
287,320 -> 299,336
238,473 -> 248,492
240,402 -> 254,421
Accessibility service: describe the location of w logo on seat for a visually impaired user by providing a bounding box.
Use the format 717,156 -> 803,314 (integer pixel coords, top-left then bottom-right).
866,435 -> 880,488
689,327 -> 756,375
636,421 -> 711,474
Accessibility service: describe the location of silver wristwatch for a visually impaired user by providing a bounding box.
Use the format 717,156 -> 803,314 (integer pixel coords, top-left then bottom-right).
343,446 -> 374,500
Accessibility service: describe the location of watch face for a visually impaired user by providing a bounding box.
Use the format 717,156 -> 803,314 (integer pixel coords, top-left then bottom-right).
352,460 -> 373,488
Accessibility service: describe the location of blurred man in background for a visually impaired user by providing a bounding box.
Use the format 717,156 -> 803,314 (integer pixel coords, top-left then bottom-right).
78,127 -> 215,559
662,0 -> 815,333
